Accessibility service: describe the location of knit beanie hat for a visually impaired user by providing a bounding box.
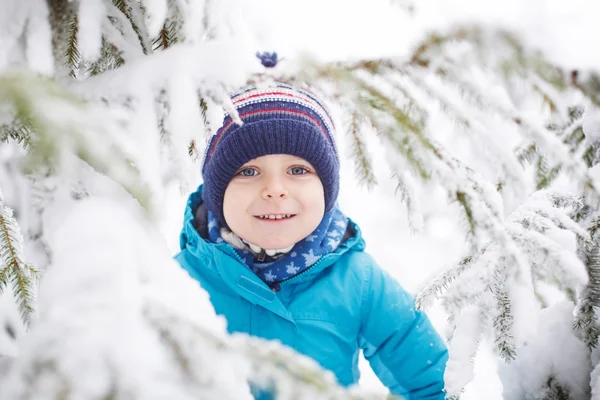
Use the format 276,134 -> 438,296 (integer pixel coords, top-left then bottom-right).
201,83 -> 340,227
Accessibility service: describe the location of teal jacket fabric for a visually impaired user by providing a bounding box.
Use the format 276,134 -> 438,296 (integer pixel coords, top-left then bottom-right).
175,185 -> 449,399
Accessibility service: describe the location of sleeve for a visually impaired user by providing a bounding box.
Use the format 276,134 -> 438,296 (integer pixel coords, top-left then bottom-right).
358,258 -> 448,399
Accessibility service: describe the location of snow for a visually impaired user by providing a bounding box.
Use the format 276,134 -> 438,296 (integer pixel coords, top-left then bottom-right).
444,306 -> 480,397
141,0 -> 168,37
0,291 -> 24,358
498,301 -> 592,400
77,0 -> 105,62
2,0 -> 600,398
23,0 -> 53,76
583,110 -> 600,143
1,198 -> 253,399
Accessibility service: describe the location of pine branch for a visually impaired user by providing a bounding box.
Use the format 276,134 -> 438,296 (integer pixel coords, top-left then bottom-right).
535,156 -> 561,190
0,118 -> 33,149
517,114 -> 585,190
491,264 -> 517,361
531,80 -> 560,114
571,70 -> 600,108
87,39 -> 125,75
199,96 -> 212,139
408,25 -> 599,110
574,243 -> 600,348
392,170 -> 423,234
188,139 -> 200,162
144,301 -> 394,400
347,112 -> 377,189
0,188 -> 38,324
416,255 -> 475,311
127,0 -> 153,54
47,0 -> 78,79
349,76 -> 432,180
539,377 -> 571,400
456,191 -> 476,237
152,20 -> 177,51
516,143 -> 537,167
407,69 -> 518,163
511,229 -> 582,303
66,16 -> 81,79
111,0 -> 149,55
0,71 -> 153,215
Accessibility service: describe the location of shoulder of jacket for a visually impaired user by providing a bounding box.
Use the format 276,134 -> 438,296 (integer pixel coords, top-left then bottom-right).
336,250 -> 379,310
339,249 -> 378,277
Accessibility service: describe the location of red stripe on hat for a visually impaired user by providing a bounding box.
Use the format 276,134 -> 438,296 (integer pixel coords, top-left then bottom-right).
233,91 -> 316,107
208,108 -> 330,159
232,89 -> 335,133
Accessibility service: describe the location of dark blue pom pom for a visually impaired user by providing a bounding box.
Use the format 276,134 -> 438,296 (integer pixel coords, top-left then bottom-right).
256,51 -> 278,68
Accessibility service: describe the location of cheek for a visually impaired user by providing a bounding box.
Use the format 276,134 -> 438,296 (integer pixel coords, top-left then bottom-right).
298,180 -> 325,219
223,184 -> 249,224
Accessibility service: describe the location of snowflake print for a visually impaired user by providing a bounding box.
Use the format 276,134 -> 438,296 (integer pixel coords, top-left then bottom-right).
335,220 -> 346,229
302,249 -> 321,266
306,234 -> 318,242
286,262 -> 299,274
264,271 -> 277,282
327,238 -> 339,249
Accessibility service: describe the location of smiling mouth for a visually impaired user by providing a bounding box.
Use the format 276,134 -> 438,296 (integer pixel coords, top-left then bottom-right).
254,214 -> 296,221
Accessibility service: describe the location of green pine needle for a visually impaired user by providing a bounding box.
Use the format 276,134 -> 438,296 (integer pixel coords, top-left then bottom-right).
0,193 -> 38,325
348,112 -> 377,189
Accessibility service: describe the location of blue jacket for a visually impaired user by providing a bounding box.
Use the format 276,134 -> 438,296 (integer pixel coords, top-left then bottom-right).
175,185 -> 448,399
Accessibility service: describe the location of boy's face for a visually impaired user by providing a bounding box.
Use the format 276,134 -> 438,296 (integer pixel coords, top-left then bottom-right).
223,154 -> 325,250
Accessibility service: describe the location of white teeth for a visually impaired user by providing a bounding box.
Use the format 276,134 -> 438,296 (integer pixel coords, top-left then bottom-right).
257,214 -> 294,219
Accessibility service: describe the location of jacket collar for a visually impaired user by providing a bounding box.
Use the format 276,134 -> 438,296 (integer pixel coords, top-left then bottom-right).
178,185 -> 366,320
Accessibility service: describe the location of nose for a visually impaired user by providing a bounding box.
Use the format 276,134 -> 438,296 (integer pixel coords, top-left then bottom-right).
260,175 -> 288,200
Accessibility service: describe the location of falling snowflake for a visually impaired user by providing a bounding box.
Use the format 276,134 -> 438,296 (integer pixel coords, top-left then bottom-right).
302,250 -> 321,266
306,234 -> 318,242
264,271 -> 277,282
286,262 -> 299,274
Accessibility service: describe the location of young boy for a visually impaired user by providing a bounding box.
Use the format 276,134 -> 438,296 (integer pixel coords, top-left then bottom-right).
175,83 -> 448,399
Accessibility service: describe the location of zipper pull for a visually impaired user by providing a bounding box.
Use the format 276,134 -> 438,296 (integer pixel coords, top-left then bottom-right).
257,249 -> 266,262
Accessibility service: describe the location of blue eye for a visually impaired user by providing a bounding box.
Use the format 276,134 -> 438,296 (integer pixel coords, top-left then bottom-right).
238,168 -> 258,177
289,167 -> 309,175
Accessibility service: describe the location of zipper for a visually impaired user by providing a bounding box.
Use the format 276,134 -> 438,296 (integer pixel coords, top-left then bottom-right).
257,249 -> 266,262
277,254 -> 332,287
226,244 -> 249,266
223,244 -> 340,291
224,245 -> 278,290
277,238 -> 356,287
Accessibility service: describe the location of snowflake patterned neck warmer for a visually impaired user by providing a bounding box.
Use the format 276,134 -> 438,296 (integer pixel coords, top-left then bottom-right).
207,206 -> 349,289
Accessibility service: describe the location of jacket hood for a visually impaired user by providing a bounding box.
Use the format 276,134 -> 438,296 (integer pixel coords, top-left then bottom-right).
179,184 -> 365,284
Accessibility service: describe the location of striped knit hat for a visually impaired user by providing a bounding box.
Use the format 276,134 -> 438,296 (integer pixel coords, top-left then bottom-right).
201,83 -> 339,227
